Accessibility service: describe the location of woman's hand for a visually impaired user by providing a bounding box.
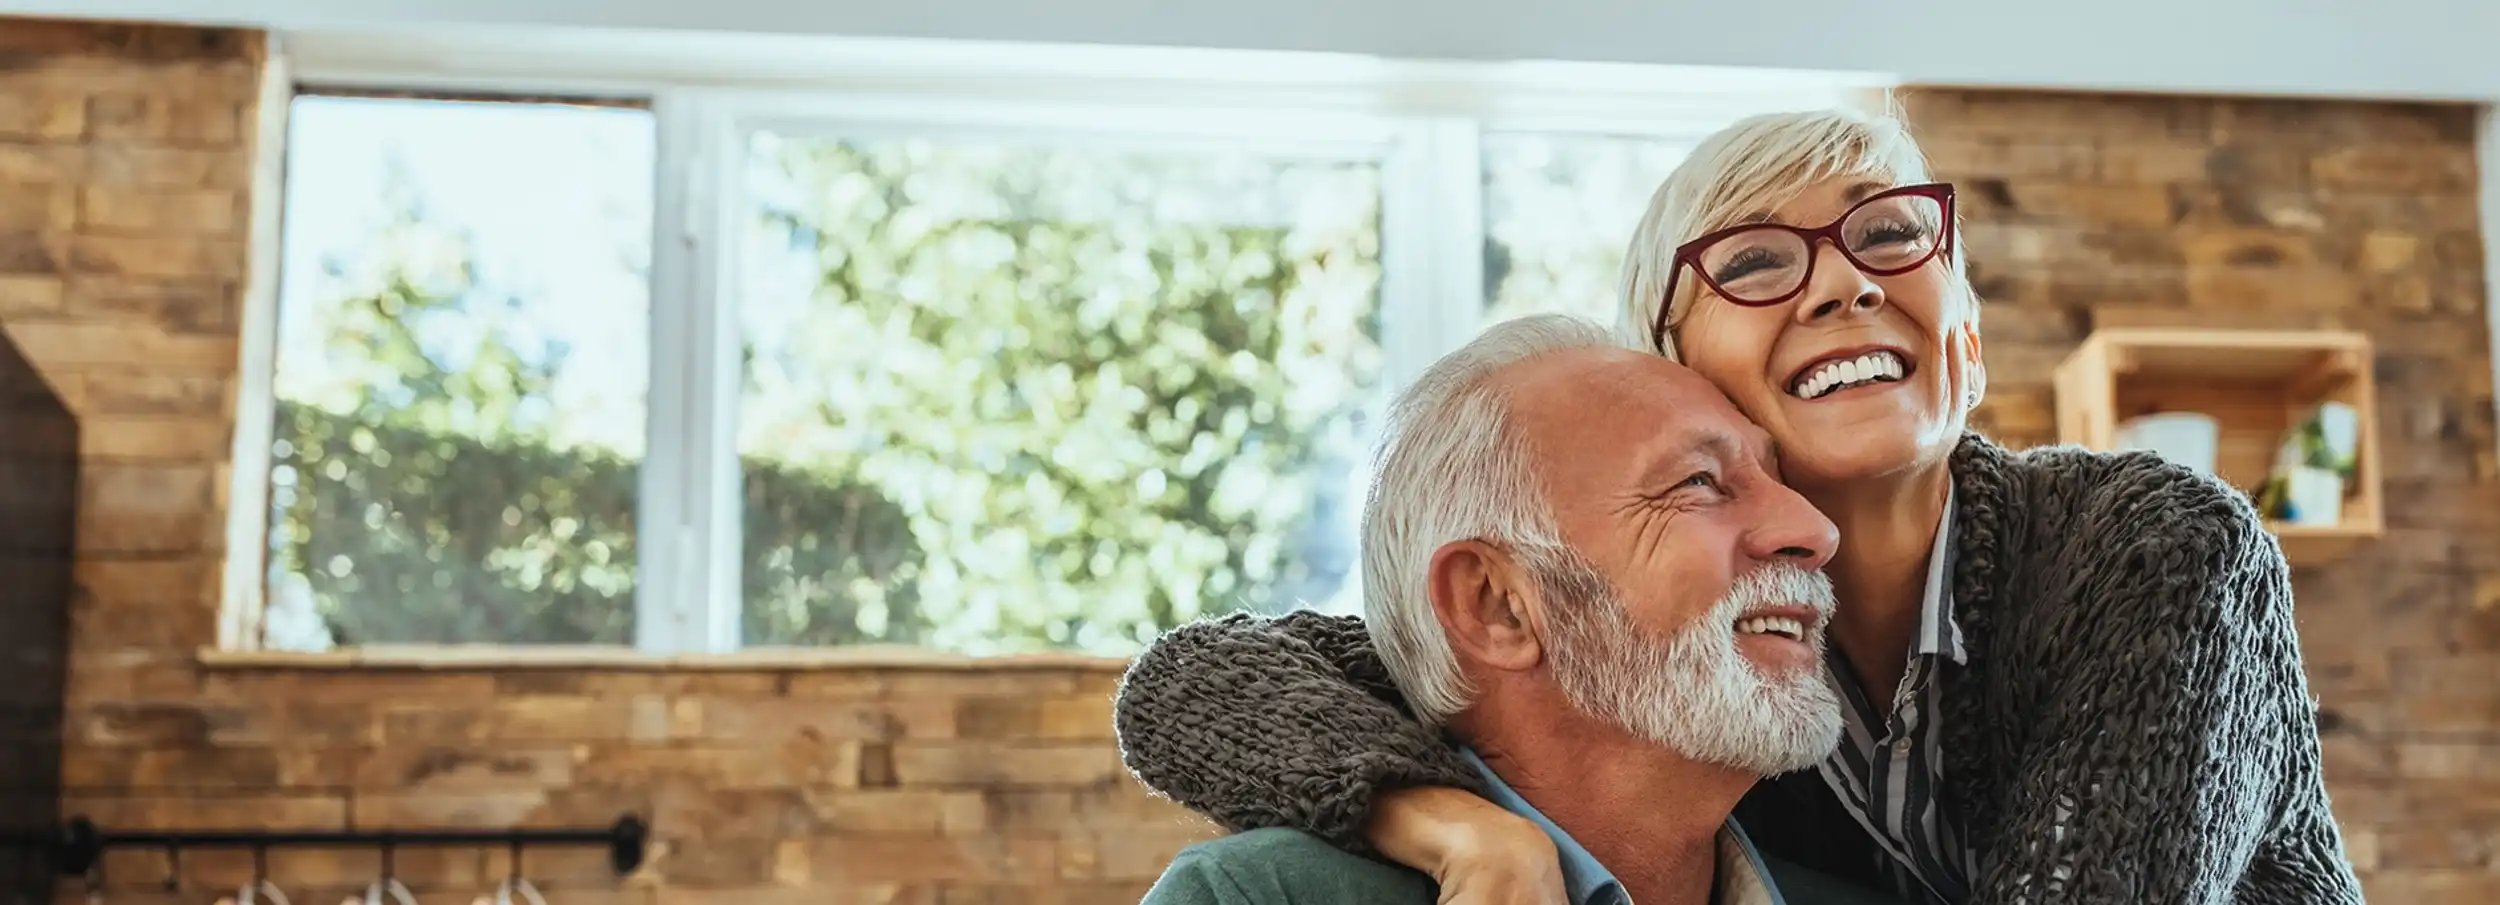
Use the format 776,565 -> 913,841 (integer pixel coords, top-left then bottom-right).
1364,786 -> 1566,905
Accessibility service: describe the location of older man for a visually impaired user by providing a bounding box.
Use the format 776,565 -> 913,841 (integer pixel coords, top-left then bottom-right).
1131,315 -> 1898,905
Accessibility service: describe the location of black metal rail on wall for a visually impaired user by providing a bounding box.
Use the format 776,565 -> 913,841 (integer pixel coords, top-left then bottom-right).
47,813 -> 648,878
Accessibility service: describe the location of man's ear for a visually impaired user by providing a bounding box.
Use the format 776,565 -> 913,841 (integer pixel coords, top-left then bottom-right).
1426,540 -> 1543,673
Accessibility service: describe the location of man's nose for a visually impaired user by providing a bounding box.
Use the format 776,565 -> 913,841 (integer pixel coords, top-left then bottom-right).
1746,481 -> 1839,571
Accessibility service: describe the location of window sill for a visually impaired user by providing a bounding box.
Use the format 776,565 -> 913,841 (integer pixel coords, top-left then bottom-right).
195,644 -> 1133,672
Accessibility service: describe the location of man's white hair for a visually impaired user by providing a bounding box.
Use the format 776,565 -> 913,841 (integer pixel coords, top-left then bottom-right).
1361,313 -> 1617,726
1613,105 -> 1972,360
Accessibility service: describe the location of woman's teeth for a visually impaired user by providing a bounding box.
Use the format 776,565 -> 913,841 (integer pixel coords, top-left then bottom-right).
1736,616 -> 1806,641
1791,351 -> 1907,400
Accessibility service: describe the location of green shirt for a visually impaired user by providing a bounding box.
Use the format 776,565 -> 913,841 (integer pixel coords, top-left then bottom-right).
1141,827 -> 1904,905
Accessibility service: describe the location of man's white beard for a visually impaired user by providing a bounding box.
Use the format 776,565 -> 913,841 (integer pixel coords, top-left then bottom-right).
1538,551 -> 1843,776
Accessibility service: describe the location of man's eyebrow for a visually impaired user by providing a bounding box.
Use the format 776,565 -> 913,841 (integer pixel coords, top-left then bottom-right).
1632,426 -> 1753,487
1704,431 -> 1779,479
1697,432 -> 1743,464
1630,428 -> 1706,483
1679,431 -> 1743,474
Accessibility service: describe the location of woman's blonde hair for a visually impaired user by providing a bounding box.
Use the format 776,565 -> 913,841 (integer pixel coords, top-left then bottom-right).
1614,106 -> 1972,361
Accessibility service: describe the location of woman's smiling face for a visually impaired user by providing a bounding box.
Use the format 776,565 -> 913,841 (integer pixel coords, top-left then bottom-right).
1670,176 -> 1982,489
1619,110 -> 1984,491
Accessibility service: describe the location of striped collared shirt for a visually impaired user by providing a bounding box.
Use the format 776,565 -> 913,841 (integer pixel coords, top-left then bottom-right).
1814,490 -> 1974,905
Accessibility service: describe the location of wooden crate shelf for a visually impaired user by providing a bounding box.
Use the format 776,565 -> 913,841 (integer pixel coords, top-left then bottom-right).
2052,327 -> 2381,565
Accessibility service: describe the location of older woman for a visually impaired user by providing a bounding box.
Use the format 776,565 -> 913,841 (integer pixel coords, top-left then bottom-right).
1110,107 -> 2362,905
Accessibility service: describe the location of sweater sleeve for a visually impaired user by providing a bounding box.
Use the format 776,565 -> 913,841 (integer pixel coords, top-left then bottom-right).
1971,468 -> 2360,904
1112,609 -> 1489,848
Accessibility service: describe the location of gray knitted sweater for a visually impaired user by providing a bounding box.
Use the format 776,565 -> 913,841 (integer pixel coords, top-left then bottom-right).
1113,433 -> 2364,904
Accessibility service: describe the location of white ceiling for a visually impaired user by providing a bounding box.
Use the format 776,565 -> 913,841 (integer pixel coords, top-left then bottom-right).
9,0 -> 2498,103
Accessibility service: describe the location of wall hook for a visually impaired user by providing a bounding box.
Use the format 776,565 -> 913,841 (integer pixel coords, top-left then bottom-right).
79,852 -> 102,905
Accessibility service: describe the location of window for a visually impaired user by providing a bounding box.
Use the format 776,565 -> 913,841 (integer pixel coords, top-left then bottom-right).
243,46 -> 1858,656
734,130 -> 1384,655
1482,132 -> 1693,327
262,94 -> 656,649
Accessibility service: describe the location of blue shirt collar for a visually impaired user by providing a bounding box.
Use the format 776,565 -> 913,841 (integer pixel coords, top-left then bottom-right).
1457,748 -> 1787,905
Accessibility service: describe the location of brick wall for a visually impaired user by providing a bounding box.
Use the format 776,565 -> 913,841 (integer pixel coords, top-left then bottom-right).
1907,88 -> 2500,901
0,19 -> 1210,905
56,665 -> 1191,905
0,15 -> 261,736
6,16 -> 2499,905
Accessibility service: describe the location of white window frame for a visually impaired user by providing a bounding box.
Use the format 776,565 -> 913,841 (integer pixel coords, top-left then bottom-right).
236,29 -> 1875,654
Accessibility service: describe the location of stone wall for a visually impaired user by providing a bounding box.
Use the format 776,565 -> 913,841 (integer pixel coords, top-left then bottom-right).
4,15 -> 2497,905
1910,88 -> 2500,901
